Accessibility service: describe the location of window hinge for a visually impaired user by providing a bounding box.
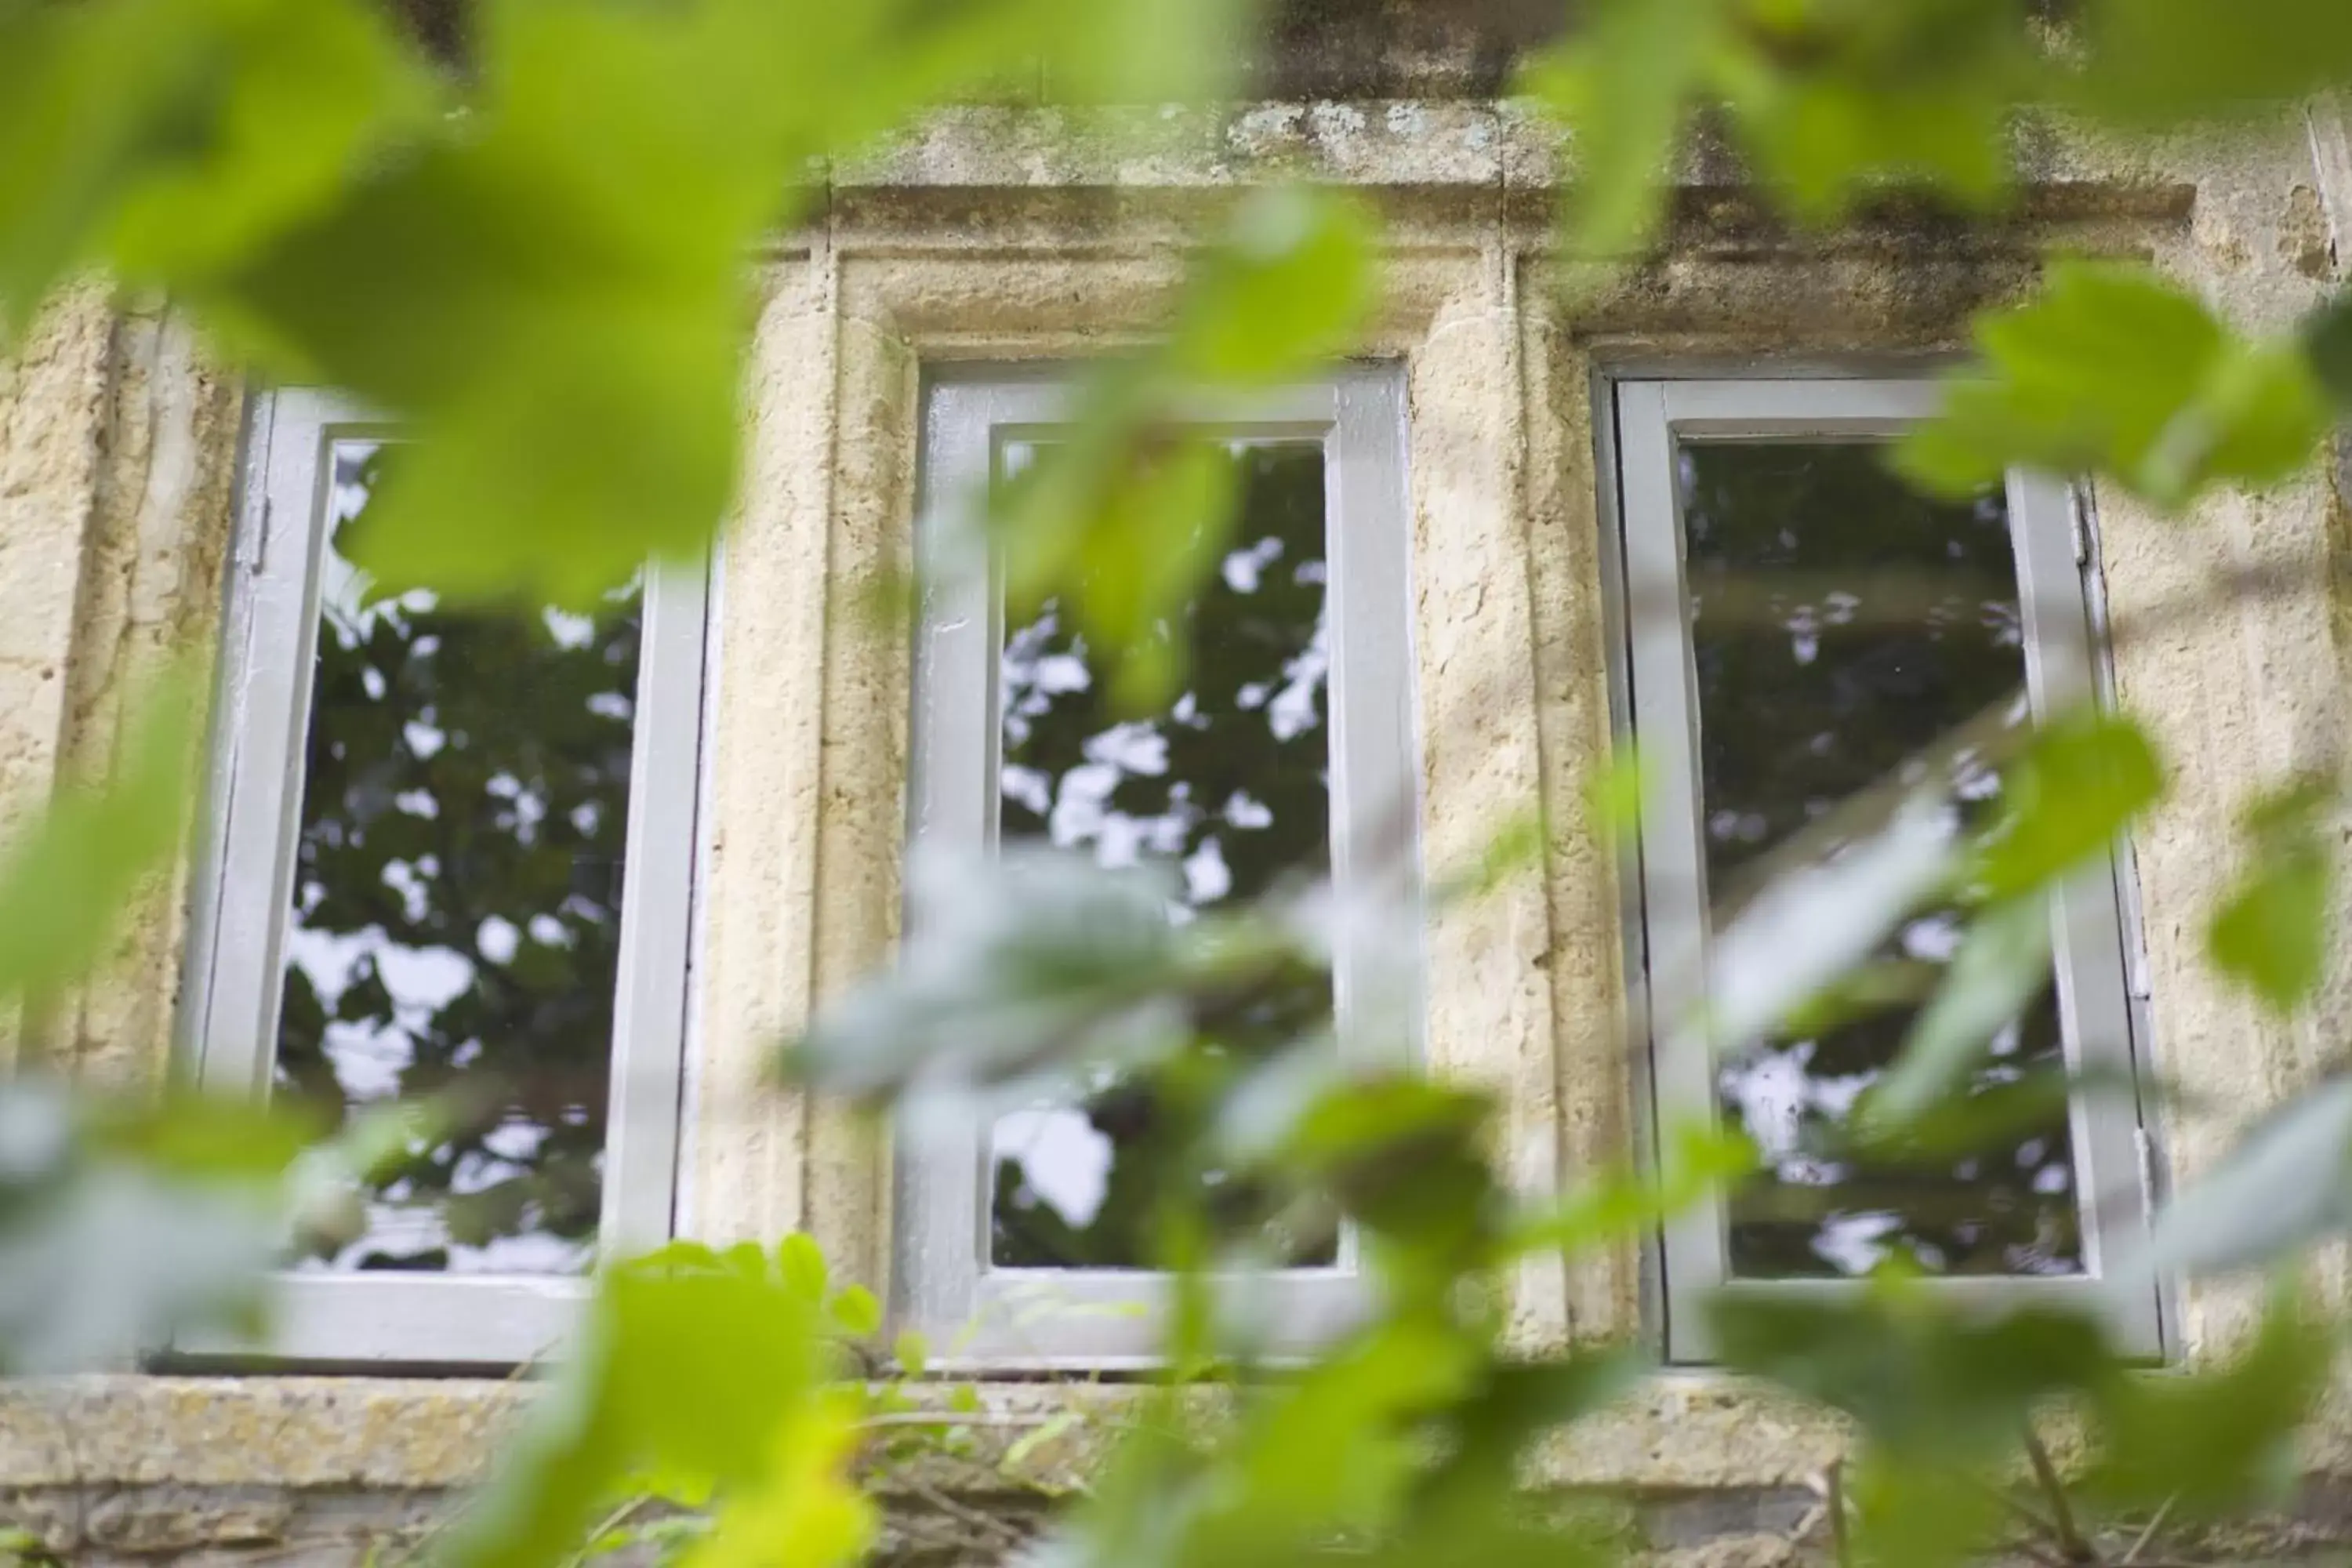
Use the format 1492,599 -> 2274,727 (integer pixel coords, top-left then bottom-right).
2069,508 -> 2091,568
2134,1125 -> 2158,1205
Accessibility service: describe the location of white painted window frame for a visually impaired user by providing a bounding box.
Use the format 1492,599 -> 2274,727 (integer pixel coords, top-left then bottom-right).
897,365 -> 1420,1369
1606,376 -> 2163,1363
176,388 -> 713,1367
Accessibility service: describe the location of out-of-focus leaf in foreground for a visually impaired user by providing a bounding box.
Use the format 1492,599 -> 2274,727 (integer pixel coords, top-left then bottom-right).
1697,797 -> 1958,1058
1968,709 -> 2161,901
995,186 -> 1380,708
2125,1074 -> 2352,1281
2084,1292 -> 2333,1518
1900,262 -> 2329,510
1523,0 -> 2040,255
0,1082 -> 305,1373
1713,0 -> 2039,225
1515,0 -> 1733,256
1710,1279 -> 2117,1457
1863,895 -> 2052,1131
0,0 -> 430,336
2209,778 -> 2337,1014
441,1239 -> 864,1568
2072,0 -> 2352,126
0,663 -> 203,1002
782,846 -> 1208,1103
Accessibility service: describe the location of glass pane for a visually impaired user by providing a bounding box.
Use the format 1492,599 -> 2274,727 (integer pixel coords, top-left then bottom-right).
990,442 -> 1334,1268
277,441 -> 641,1274
1679,441 -> 2083,1279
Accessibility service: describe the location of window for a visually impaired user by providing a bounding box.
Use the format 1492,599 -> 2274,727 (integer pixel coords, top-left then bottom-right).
180,390 -> 711,1364
897,367 -> 1418,1366
1607,376 -> 2161,1361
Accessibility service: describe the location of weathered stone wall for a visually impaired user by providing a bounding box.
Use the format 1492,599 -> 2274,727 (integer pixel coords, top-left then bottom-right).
2,99 -> 2350,1563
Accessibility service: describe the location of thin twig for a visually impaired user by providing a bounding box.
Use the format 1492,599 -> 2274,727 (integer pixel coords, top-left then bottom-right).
563,1494 -> 655,1568
902,1477 -> 1031,1548
858,1410 -> 1094,1431
2022,1428 -> 2098,1565
2120,1497 -> 2176,1566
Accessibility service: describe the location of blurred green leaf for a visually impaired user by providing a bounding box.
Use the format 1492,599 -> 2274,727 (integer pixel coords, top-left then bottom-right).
0,1082 -> 299,1374
1864,897 -> 2052,1130
1167,187 -> 1380,387
104,0 -> 435,281
1703,797 -> 1958,1055
1900,263 -> 2330,509
1503,1121 -> 1756,1258
0,0 -> 426,336
442,1237 -> 840,1568
2085,1294 -> 2333,1517
672,1388 -> 874,1568
1583,749 -> 1650,846
1519,0 -> 1731,256
779,1232 -> 829,1302
2209,779 -> 2337,1014
997,187 -> 1379,707
0,665 -> 201,1002
828,1283 -> 882,1338
1844,1454 -> 2006,1568
2132,1074 -> 2352,1279
1969,710 -> 2161,900
1004,430 -> 1242,710
1265,1075 -> 1500,1260
2074,0 -> 2352,125
1838,1062 -> 2143,1167
1028,0 -> 1250,104
1710,1281 -> 2118,1457
784,847 -> 1221,1101
1410,1350 -> 1643,1525
1718,0 -> 2038,225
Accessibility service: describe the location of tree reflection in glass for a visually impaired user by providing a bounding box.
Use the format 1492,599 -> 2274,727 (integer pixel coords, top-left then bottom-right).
989,443 -> 1335,1269
1680,442 -> 2084,1279
276,441 -> 641,1273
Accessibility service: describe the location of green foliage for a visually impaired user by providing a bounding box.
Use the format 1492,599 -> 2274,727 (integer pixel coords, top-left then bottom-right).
6,0 -> 1280,612
2136,1074 -> 2352,1279
2071,0 -> 2352,125
2209,779 -> 2337,1014
0,665 -> 202,1003
1711,1279 -> 2114,1457
996,186 -> 1380,706
1712,0 -> 2039,224
0,0 -> 428,334
1503,1122 -> 1759,1258
5,2 -> 2352,1564
2084,1295 -> 2334,1518
1968,709 -> 2161,900
0,1081 -> 305,1372
1898,263 -> 2331,509
1864,895 -> 2051,1130
783,849 -> 1205,1102
1523,0 -> 2043,254
1516,0 -> 1730,256
441,1239 -> 880,1568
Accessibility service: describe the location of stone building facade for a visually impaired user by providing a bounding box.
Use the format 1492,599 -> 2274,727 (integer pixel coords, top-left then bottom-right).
4,36 -> 2352,1565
